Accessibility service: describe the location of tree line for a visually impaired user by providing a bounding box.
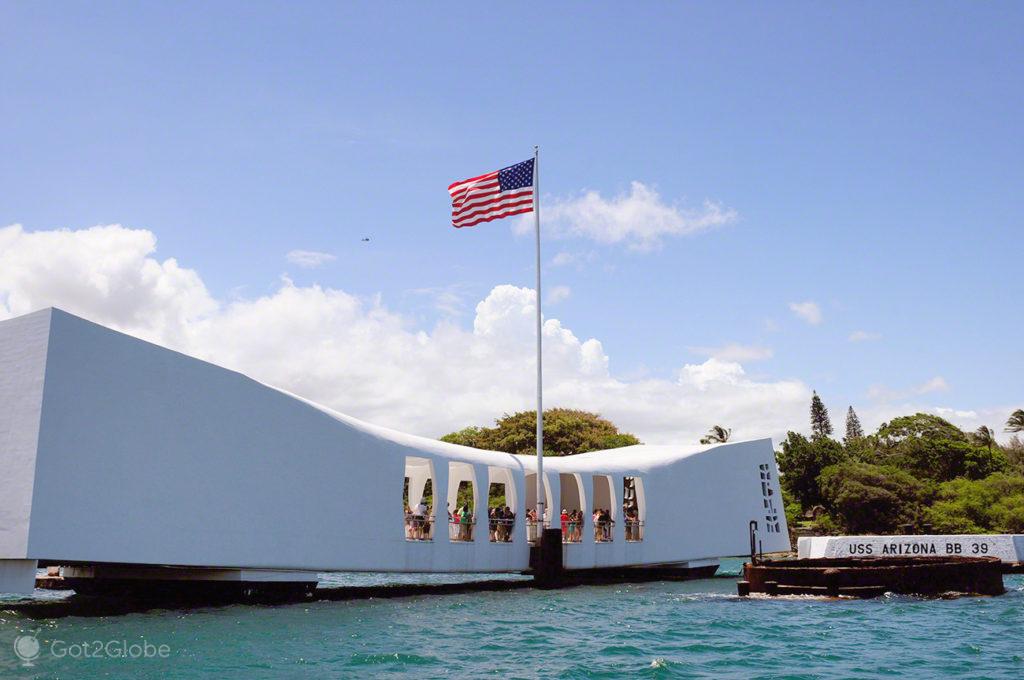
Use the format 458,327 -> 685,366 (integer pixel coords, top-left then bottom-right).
440,408 -> 640,456
776,397 -> 1024,535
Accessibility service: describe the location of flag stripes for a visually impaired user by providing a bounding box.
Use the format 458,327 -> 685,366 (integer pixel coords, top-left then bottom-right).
448,159 -> 535,228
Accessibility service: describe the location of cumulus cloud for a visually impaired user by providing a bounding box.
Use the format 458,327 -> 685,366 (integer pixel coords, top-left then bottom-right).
546,285 -> 571,305
0,223 -> 815,444
788,301 -> 823,325
849,330 -> 881,342
286,249 -> 336,268
518,182 -> 737,251
0,224 -> 215,347
688,343 -> 774,362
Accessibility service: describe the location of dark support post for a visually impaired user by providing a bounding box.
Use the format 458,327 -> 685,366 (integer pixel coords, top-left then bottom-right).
533,528 -> 564,588
749,520 -> 759,565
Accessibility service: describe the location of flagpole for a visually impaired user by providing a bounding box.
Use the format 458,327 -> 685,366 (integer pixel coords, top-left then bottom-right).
533,145 -> 545,529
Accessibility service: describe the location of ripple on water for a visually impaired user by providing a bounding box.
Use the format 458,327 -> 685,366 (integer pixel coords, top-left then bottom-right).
346,652 -> 440,667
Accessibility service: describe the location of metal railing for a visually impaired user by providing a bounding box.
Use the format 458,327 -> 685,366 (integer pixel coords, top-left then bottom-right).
625,520 -> 645,542
404,515 -> 435,541
526,519 -> 549,544
449,517 -> 477,542
487,517 -> 516,543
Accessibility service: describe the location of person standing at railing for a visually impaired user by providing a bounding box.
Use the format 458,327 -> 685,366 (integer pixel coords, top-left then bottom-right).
413,500 -> 427,540
460,506 -> 473,541
505,507 -> 516,541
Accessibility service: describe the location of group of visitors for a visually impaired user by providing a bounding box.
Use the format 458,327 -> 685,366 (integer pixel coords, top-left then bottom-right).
555,508 -> 615,542
487,506 -> 516,542
448,505 -> 475,541
404,501 -> 434,540
559,509 -> 585,543
405,499 -> 640,543
593,508 -> 615,542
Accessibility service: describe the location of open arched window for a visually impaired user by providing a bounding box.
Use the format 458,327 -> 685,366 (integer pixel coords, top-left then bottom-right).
403,457 -> 435,541
592,475 -> 616,543
487,466 -> 517,543
559,473 -> 585,544
447,462 -> 477,542
623,476 -> 645,542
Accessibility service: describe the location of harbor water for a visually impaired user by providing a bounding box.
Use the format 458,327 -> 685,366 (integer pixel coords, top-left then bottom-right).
2,560 -> 1023,679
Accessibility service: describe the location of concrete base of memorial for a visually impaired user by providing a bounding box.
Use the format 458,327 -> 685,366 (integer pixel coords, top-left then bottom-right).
739,555 -> 1005,598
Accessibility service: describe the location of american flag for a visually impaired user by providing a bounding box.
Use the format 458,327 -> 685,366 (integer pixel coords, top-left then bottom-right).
448,158 -> 535,228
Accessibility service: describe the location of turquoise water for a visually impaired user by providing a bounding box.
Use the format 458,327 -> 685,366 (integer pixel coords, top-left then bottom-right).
2,561 -> 1023,679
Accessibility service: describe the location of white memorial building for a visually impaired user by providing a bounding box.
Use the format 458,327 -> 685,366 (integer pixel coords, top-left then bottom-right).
0,308 -> 790,595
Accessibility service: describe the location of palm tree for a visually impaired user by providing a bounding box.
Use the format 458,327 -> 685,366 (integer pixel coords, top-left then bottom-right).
700,425 -> 731,445
1006,409 -> 1024,433
973,425 -> 997,451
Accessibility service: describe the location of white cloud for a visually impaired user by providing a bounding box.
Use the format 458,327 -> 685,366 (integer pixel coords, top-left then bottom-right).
406,285 -> 467,317
848,330 -> 881,342
546,285 -> 571,305
550,251 -> 597,268
867,376 -> 949,401
918,376 -> 949,394
0,224 -> 215,347
0,223 -> 817,445
519,182 -> 737,251
688,343 -> 774,362
788,301 -> 823,325
285,249 -> 336,268
933,407 -> 978,420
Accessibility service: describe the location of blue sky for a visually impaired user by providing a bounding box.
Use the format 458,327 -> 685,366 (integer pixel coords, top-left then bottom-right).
1,2 -> 1021,440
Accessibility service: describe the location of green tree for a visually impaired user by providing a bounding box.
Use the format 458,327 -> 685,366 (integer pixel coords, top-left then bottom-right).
440,426 -> 489,449
874,413 -> 1006,482
810,391 -> 833,439
440,408 -> 640,456
876,413 -> 967,445
776,432 -> 846,508
993,495 -> 1024,533
925,474 -> 1024,533
1006,409 -> 1024,433
1006,436 -> 1024,474
819,461 -> 929,534
844,406 -> 864,444
700,425 -> 731,445
971,426 -> 997,451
